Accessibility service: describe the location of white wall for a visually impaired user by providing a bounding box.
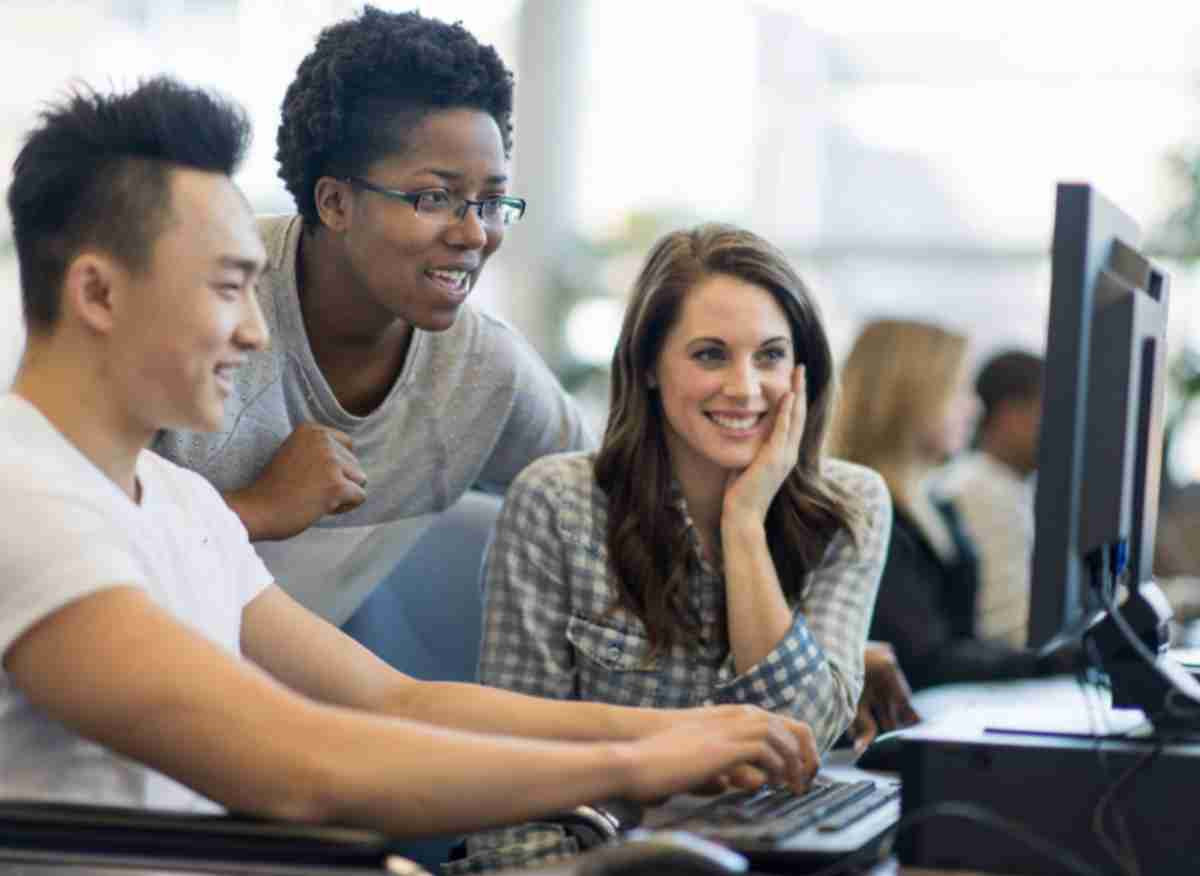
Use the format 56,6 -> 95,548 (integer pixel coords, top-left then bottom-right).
1,248 -> 20,389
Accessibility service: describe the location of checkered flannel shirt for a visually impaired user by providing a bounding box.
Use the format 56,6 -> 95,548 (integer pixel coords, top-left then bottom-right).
479,451 -> 892,751
456,452 -> 891,873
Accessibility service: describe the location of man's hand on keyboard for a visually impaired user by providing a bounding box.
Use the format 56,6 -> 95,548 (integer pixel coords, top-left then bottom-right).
851,642 -> 921,752
621,706 -> 818,802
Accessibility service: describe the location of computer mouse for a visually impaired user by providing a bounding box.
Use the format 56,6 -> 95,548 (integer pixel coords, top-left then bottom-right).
574,830 -> 748,876
854,727 -> 909,773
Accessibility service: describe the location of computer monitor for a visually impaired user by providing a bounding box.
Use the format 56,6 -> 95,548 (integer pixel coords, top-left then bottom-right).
1027,182 -> 1170,651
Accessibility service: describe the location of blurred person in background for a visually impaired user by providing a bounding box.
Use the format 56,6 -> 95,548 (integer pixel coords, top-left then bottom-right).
830,319 -> 1057,691
936,350 -> 1043,649
154,6 -> 591,624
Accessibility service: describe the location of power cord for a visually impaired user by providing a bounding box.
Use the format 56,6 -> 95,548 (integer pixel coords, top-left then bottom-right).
1091,739 -> 1161,876
776,550 -> 1197,876
1079,635 -> 1149,876
1079,644 -> 1125,873
802,614 -> 1160,876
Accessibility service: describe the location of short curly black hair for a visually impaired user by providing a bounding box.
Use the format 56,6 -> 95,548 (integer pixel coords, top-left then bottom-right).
277,6 -> 515,227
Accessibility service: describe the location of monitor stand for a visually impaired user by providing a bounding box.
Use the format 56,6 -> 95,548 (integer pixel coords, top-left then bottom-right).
1088,580 -> 1200,733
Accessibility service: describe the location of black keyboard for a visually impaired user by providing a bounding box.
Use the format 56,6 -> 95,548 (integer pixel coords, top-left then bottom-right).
654,776 -> 900,845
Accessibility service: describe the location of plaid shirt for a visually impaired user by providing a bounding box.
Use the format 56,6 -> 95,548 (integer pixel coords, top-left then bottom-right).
479,451 -> 892,750
456,452 -> 891,873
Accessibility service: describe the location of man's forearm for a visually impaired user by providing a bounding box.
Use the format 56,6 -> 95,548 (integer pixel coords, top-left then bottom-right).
388,679 -> 675,742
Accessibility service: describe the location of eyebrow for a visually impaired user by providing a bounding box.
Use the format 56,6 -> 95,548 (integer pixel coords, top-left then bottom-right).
688,335 -> 792,347
421,168 -> 510,186
217,255 -> 264,275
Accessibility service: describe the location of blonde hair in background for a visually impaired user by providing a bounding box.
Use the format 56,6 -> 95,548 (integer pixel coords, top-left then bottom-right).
828,318 -> 968,514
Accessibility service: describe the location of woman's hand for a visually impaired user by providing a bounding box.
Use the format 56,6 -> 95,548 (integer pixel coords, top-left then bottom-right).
850,642 -> 921,752
722,365 -> 807,523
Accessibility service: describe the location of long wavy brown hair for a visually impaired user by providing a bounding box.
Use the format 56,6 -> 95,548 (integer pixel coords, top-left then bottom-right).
594,223 -> 864,652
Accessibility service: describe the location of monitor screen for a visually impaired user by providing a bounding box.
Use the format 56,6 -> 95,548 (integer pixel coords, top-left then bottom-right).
1027,183 -> 1170,651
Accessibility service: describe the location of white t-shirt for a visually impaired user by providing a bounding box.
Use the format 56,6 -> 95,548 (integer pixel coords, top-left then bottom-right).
0,394 -> 273,813
936,450 -> 1035,648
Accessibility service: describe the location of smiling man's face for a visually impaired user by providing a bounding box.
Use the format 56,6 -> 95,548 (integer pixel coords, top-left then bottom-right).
109,168 -> 268,434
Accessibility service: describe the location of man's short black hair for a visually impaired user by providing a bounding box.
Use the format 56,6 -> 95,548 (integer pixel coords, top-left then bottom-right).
276,6 -> 515,227
7,76 -> 251,330
976,349 -> 1044,428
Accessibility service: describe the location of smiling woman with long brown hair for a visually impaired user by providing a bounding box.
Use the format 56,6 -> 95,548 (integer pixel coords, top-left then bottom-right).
460,223 -> 893,870
479,224 -> 892,749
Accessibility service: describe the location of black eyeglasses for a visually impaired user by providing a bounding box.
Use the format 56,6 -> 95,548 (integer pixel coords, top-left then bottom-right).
345,177 -> 527,228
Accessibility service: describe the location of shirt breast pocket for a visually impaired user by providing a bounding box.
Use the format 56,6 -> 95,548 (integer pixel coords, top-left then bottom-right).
566,614 -> 670,708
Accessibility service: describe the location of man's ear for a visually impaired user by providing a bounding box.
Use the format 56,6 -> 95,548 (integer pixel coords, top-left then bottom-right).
313,177 -> 354,233
61,251 -> 120,335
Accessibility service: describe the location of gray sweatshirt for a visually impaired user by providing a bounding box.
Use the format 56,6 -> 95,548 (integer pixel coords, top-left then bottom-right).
154,215 -> 591,623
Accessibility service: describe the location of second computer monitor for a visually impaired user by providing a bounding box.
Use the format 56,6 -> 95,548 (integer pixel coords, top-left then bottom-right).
1027,182 -> 1170,650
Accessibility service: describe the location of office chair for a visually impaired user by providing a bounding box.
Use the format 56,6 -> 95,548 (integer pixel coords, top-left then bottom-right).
341,490 -> 502,684
339,491 -> 502,868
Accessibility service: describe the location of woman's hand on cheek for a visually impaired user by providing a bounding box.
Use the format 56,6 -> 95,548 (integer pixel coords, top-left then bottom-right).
722,365 -> 807,524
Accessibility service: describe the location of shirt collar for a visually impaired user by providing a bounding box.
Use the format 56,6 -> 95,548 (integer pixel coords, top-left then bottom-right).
668,479 -> 722,576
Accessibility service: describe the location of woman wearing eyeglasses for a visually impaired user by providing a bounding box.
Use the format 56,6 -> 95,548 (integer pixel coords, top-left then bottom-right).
154,8 -> 591,623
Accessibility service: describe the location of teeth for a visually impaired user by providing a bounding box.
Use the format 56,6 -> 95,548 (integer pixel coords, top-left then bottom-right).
428,269 -> 468,289
709,413 -> 760,430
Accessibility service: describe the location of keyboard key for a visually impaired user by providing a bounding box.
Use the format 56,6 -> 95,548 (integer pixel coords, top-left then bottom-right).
754,781 -> 876,841
660,778 -> 884,844
726,783 -> 837,822
817,785 -> 900,832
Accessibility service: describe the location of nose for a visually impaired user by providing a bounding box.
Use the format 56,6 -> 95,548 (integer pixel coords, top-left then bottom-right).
723,359 -> 762,401
234,289 -> 269,352
443,202 -> 490,250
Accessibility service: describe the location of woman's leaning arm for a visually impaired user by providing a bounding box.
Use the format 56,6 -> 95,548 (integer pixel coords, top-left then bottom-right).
714,462 -> 892,750
720,516 -> 797,675
796,463 -> 893,746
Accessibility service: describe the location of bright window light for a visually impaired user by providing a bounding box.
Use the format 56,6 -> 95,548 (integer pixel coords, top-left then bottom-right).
564,297 -> 624,367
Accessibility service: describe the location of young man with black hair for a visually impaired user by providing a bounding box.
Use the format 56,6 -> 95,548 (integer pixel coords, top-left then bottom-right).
937,349 -> 1044,647
153,7 -> 589,624
1,76 -> 818,845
